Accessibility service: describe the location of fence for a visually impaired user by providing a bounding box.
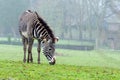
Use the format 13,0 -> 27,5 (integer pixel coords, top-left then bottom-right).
0,39 -> 94,51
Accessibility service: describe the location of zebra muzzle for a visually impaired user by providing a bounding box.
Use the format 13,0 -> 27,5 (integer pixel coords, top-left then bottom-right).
49,56 -> 56,65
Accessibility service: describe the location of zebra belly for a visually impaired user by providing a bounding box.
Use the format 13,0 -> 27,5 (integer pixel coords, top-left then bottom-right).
22,32 -> 28,38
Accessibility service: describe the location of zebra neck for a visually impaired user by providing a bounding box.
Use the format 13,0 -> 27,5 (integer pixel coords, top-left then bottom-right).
32,19 -> 55,43
32,27 -> 53,42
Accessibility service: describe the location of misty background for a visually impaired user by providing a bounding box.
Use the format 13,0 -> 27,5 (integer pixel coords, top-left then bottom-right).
0,0 -> 120,50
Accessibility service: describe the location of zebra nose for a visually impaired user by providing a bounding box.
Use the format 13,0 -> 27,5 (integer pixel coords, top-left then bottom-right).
49,57 -> 56,65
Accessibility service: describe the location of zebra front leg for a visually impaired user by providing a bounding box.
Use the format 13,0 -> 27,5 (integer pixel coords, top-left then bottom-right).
22,37 -> 27,63
37,40 -> 41,64
27,38 -> 34,63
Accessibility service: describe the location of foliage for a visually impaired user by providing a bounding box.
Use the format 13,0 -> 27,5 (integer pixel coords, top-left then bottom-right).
0,0 -> 29,36
0,0 -> 120,49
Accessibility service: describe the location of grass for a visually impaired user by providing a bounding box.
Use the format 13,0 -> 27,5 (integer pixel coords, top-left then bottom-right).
0,44 -> 120,79
0,61 -> 120,80
0,44 -> 120,68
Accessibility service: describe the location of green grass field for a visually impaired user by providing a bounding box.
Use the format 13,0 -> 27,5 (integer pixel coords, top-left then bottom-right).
0,44 -> 120,80
1,61 -> 120,80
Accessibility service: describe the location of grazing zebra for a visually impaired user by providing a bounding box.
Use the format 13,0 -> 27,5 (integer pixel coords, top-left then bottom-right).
19,10 -> 59,65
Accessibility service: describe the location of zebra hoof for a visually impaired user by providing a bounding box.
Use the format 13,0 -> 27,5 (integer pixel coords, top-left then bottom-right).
27,59 -> 29,63
30,59 -> 33,63
23,59 -> 26,63
38,61 -> 40,64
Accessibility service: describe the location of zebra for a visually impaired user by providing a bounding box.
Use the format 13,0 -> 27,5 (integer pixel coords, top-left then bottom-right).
19,10 -> 59,65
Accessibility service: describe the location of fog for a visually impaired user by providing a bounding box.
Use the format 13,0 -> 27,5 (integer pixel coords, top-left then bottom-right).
0,0 -> 120,50
0,0 -> 120,69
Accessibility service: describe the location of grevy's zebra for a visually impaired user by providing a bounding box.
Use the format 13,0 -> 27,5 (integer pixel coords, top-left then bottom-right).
19,10 -> 58,65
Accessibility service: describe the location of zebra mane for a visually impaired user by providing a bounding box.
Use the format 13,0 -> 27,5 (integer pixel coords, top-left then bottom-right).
34,11 -> 55,43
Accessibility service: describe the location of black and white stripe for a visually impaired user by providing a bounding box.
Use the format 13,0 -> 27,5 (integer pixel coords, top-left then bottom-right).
32,20 -> 50,41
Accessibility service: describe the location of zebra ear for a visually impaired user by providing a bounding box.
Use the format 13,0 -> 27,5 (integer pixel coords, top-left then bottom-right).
55,37 -> 59,43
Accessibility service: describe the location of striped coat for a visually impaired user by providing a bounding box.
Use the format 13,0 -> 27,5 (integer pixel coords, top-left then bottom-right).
19,10 -> 58,65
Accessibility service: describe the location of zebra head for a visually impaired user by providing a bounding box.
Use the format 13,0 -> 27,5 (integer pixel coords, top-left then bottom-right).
42,37 -> 59,65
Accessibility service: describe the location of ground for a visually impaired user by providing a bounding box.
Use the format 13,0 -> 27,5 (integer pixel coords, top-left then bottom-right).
0,44 -> 120,80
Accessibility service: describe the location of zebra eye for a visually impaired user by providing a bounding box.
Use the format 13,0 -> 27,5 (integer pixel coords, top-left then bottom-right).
49,48 -> 52,51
